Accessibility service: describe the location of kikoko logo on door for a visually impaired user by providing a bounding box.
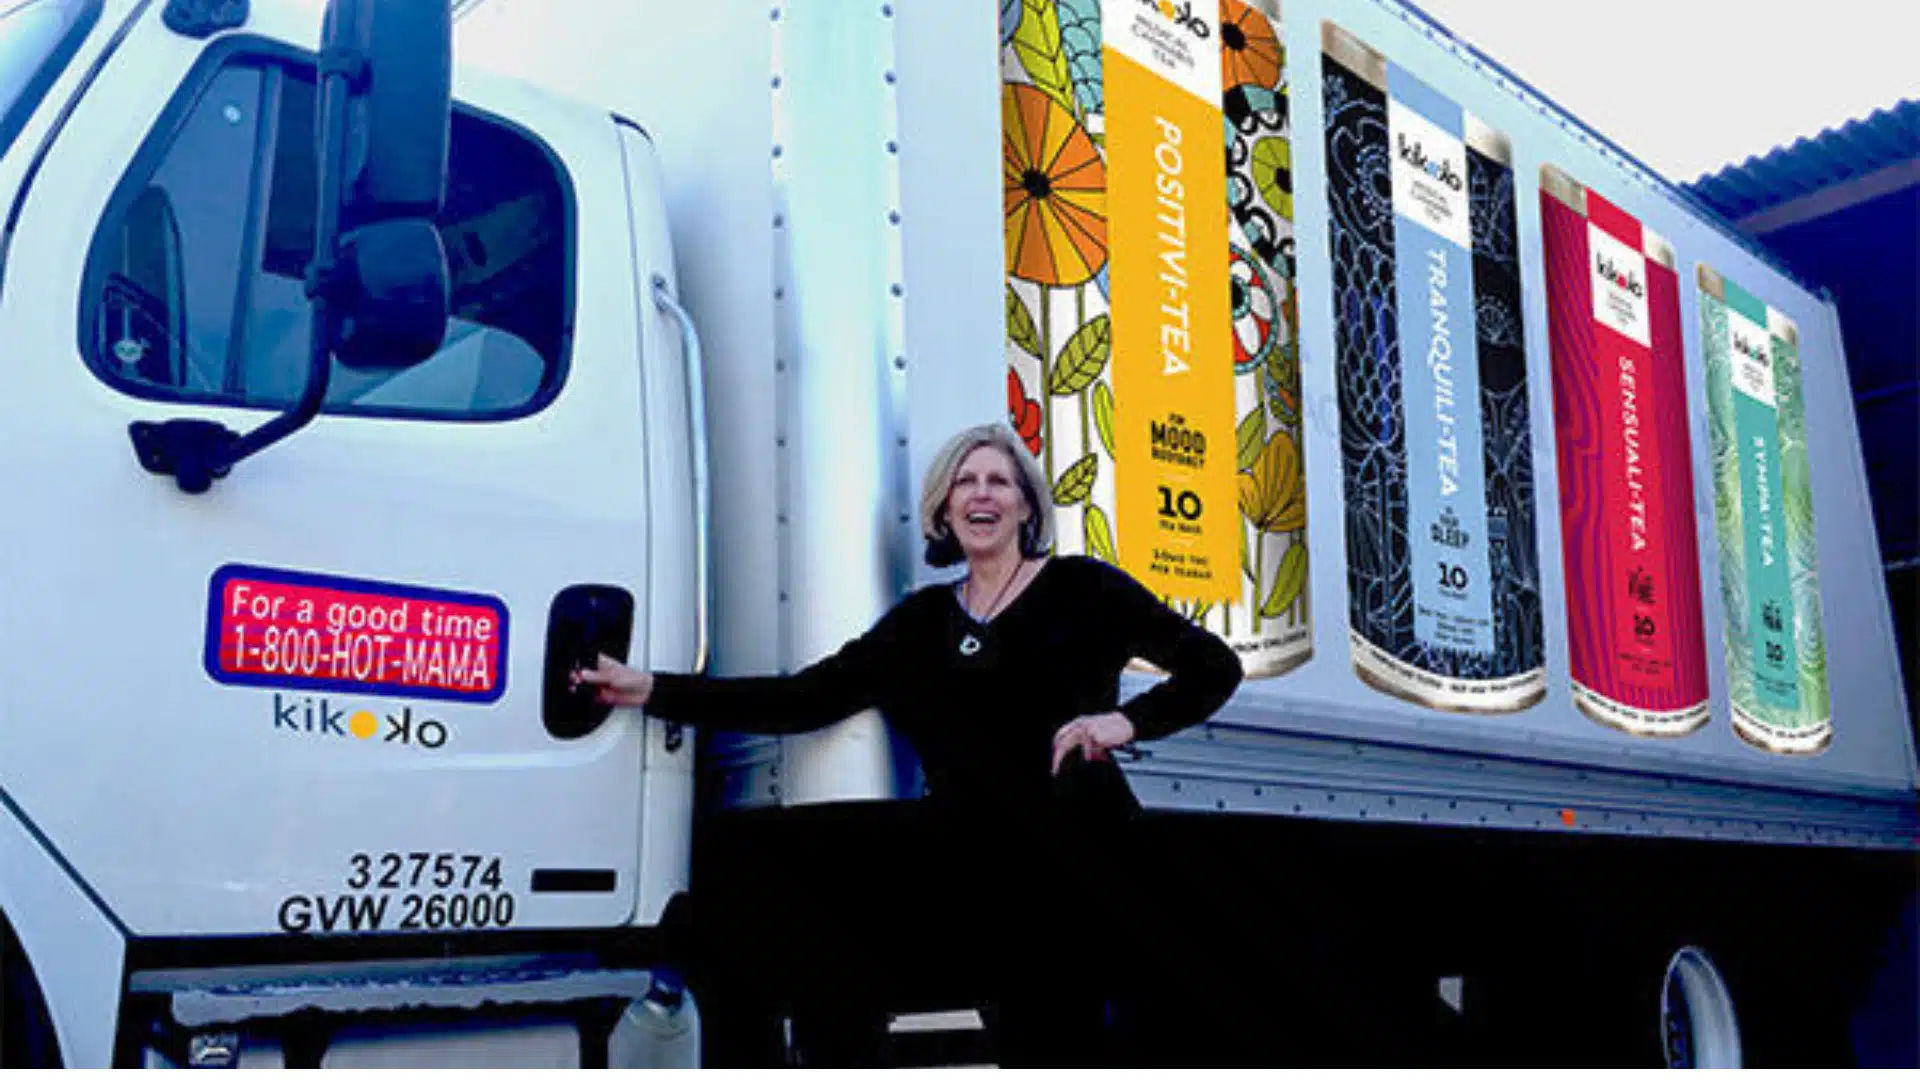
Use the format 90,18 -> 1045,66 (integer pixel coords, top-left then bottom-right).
270,694 -> 452,751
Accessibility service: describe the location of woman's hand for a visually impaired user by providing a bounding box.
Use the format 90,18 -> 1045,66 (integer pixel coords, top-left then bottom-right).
1051,711 -> 1136,774
570,653 -> 653,708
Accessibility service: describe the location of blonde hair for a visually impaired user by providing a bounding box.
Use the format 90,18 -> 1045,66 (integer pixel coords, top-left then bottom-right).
919,423 -> 1055,567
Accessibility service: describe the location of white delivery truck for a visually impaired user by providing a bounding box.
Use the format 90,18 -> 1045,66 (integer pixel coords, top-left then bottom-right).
0,0 -> 1913,1068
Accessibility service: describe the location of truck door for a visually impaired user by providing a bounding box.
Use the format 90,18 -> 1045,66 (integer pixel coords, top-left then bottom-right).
0,26 -> 660,938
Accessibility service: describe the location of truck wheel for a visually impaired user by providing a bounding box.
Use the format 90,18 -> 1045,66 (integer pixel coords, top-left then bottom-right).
1660,946 -> 1741,1068
0,917 -> 62,1068
1468,939 -> 1718,1066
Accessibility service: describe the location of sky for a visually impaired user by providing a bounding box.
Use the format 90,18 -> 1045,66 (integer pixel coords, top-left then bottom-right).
449,0 -> 1916,186
1407,0 -> 1917,183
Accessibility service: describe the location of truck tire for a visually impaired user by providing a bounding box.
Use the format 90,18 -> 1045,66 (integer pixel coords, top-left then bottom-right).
0,917 -> 62,1068
1466,940 -> 1685,1066
1659,946 -> 1742,1068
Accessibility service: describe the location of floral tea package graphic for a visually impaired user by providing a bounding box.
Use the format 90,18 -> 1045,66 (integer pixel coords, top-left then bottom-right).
1001,0 -> 1312,678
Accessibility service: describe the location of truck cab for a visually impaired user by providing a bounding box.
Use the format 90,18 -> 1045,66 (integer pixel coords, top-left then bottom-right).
0,0 -> 702,1065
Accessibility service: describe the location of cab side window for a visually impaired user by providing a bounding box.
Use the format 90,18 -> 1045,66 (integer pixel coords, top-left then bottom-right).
82,48 -> 572,419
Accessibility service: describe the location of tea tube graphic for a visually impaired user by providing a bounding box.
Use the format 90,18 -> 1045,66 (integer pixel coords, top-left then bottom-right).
1000,0 -> 1312,678
1541,167 -> 1710,736
1321,23 -> 1546,713
1699,265 -> 1832,754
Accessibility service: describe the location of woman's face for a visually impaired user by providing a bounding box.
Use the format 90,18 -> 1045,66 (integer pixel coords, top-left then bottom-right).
945,444 -> 1031,563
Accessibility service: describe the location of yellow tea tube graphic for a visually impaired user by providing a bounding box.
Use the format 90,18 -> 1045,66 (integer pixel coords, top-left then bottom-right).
1105,0 -> 1240,608
1000,0 -> 1311,677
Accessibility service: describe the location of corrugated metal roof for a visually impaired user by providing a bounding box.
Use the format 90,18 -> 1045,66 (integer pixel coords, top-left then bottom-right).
1684,100 -> 1919,570
1686,99 -> 1920,221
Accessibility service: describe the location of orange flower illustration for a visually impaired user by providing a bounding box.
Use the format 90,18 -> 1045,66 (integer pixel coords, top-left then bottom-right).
1003,82 -> 1107,287
1220,0 -> 1282,92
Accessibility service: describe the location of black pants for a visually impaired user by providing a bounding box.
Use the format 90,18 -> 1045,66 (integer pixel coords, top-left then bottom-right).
992,948 -> 1116,1066
739,779 -> 1141,1067
951,788 -> 1137,1066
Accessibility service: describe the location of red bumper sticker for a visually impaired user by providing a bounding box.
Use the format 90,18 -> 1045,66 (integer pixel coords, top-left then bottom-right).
204,565 -> 508,703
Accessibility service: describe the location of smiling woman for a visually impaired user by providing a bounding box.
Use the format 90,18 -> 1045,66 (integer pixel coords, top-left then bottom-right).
575,420 -> 1243,1065
919,422 -> 1055,572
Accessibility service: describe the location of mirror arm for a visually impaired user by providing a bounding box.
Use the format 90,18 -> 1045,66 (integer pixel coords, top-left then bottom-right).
316,44 -> 366,90
128,38 -> 357,495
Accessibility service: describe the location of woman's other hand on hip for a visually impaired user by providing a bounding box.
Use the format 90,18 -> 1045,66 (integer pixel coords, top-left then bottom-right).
1051,711 -> 1135,775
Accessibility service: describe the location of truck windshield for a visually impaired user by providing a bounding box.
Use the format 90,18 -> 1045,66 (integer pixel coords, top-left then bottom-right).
0,0 -> 98,157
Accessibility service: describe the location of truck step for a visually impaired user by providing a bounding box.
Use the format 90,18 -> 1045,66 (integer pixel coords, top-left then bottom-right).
130,954 -> 659,1027
884,1009 -> 992,1068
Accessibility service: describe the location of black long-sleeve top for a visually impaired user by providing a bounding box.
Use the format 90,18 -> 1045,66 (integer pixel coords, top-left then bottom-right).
648,555 -> 1243,821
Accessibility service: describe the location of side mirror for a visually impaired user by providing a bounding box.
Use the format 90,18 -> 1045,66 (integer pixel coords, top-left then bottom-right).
333,219 -> 450,368
325,0 -> 453,369
325,0 -> 451,230
129,0 -> 456,492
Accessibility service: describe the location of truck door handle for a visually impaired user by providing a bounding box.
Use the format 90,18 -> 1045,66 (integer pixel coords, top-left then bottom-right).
544,585 -> 635,740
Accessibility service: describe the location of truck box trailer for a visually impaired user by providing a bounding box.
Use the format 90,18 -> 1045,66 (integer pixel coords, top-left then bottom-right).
0,0 -> 1912,1067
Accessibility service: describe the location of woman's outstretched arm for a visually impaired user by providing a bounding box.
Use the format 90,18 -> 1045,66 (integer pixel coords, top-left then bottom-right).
574,599 -> 916,736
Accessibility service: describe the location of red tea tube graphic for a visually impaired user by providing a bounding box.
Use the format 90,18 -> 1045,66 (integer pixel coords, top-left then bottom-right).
1541,167 -> 1709,736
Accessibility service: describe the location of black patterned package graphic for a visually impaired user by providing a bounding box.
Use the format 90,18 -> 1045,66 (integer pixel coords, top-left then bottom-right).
1321,26 -> 1546,714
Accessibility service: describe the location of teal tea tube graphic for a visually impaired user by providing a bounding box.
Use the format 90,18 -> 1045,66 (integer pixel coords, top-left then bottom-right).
1698,265 -> 1831,754
1321,23 -> 1546,713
